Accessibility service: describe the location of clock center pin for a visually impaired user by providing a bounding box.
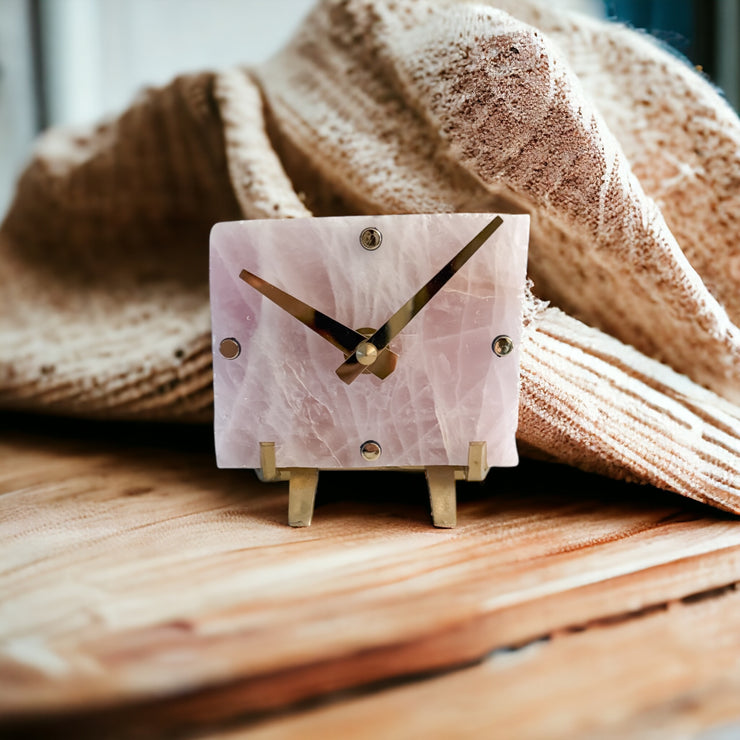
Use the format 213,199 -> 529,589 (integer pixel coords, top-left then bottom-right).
355,340 -> 378,366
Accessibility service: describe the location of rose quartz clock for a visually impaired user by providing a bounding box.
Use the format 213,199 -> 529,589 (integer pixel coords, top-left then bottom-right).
210,214 -> 529,527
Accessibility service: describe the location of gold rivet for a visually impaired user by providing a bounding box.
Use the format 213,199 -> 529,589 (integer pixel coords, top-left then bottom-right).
219,337 -> 241,359
360,440 -> 382,461
360,227 -> 382,251
492,335 -> 514,357
356,341 -> 378,366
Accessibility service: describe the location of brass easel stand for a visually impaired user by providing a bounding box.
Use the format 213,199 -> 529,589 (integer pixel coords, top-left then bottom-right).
256,441 -> 489,529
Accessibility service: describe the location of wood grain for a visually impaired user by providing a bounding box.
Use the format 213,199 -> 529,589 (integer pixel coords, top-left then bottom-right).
239,586 -> 740,740
2,416 -> 740,737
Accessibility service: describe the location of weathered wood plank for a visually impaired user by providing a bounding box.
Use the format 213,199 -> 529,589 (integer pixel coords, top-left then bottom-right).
1,418 -> 740,737
239,587 -> 740,740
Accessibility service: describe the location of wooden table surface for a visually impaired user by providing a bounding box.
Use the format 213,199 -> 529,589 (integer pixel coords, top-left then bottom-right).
2,415 -> 740,739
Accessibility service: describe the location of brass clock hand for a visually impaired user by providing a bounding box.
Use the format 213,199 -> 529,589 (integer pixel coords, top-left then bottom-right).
336,216 -> 504,385
239,270 -> 398,380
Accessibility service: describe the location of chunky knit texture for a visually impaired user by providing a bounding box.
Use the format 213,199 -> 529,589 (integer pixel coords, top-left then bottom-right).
0,0 -> 739,511
491,0 -> 740,325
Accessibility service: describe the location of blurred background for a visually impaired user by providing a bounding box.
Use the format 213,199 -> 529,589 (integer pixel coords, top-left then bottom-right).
1,0 -> 738,219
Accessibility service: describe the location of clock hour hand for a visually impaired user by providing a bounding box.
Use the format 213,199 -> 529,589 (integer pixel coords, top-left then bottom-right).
335,216 -> 504,385
239,270 -> 398,379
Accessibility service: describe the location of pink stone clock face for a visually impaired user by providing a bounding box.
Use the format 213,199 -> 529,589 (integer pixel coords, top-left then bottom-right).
210,214 -> 529,470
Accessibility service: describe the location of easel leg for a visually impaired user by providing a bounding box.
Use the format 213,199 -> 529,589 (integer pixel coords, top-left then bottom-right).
425,467 -> 457,528
288,469 -> 319,527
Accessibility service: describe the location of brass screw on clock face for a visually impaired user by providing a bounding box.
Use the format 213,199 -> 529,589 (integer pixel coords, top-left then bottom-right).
219,337 -> 241,359
360,440 -> 382,461
359,227 -> 382,251
492,335 -> 514,357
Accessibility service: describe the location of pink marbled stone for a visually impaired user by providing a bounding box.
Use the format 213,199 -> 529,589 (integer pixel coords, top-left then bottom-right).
210,214 -> 529,470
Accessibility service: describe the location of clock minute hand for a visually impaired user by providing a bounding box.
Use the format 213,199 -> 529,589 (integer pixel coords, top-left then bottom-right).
239,270 -> 398,379
335,216 -> 504,385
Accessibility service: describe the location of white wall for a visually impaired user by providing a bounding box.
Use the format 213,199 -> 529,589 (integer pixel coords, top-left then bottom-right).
39,0 -> 317,127
0,0 -> 37,218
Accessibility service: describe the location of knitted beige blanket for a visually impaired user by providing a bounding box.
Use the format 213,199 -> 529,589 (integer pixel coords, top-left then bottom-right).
1,0 -> 739,511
